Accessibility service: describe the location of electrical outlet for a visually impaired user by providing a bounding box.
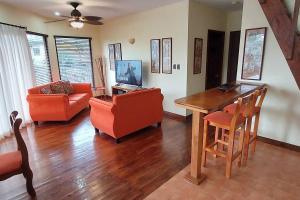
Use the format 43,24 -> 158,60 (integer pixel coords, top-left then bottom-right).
177,64 -> 180,70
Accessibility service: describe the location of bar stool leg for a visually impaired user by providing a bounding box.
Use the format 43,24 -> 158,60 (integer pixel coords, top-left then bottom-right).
221,129 -> 226,151
237,123 -> 245,167
226,130 -> 235,178
252,112 -> 260,153
202,120 -> 209,167
214,127 -> 219,158
243,117 -> 252,165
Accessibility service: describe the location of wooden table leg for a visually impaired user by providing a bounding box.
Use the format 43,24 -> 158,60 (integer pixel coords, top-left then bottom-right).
185,111 -> 206,185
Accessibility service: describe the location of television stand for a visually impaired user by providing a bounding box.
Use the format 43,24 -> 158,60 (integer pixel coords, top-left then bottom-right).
112,85 -> 144,95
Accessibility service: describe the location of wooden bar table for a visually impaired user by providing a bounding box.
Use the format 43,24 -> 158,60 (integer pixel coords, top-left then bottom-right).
175,82 -> 264,185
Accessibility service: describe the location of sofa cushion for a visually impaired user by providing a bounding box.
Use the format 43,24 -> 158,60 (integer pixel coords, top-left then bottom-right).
40,85 -> 53,94
69,93 -> 90,102
61,81 -> 74,94
0,151 -> 22,175
50,82 -> 66,94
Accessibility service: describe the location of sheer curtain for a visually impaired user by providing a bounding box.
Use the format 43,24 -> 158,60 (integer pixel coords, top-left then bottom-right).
0,24 -> 34,140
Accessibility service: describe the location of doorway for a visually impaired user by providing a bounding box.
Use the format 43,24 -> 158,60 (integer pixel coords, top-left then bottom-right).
227,31 -> 241,83
205,30 -> 225,90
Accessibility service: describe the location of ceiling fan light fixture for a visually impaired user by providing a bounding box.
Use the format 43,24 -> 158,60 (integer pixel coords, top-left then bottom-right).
70,19 -> 84,29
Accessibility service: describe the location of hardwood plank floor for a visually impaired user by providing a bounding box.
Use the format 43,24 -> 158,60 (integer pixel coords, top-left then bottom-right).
0,109 -> 191,200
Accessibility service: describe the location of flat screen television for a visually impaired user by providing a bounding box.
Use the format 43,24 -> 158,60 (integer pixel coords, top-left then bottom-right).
115,60 -> 142,86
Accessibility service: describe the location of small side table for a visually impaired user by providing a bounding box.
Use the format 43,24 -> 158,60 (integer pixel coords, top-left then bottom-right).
93,86 -> 107,100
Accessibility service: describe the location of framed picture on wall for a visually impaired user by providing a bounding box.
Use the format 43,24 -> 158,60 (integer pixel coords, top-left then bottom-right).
162,37 -> 172,74
114,43 -> 122,61
193,38 -> 203,74
108,44 -> 115,70
150,39 -> 160,73
241,27 -> 267,80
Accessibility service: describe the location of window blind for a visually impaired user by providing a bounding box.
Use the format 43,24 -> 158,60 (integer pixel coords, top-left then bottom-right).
27,33 -> 52,85
54,36 -> 94,85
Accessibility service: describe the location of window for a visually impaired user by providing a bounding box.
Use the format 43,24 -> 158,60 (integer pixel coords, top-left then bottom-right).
26,32 -> 52,85
54,36 -> 94,85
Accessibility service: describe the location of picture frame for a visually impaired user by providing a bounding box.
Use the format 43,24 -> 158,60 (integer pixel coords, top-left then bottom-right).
108,44 -> 115,70
193,38 -> 203,74
150,39 -> 160,73
114,43 -> 122,61
241,27 -> 267,80
162,38 -> 172,74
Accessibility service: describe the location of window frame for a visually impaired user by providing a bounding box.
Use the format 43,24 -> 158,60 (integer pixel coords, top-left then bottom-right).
54,35 -> 95,86
26,31 -> 53,83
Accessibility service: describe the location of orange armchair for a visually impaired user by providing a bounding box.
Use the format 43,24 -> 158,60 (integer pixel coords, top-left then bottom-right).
89,88 -> 164,143
27,82 -> 92,124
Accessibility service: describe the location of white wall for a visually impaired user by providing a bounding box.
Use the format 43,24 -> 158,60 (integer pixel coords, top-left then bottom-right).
0,2 -> 102,88
187,0 -> 227,96
99,1 -> 189,116
222,10 -> 243,83
237,0 -> 300,146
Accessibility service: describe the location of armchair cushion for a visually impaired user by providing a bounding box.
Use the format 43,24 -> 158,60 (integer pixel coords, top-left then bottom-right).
0,151 -> 22,175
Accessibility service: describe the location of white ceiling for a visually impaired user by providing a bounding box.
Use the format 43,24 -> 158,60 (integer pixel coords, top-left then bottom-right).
0,0 -> 243,21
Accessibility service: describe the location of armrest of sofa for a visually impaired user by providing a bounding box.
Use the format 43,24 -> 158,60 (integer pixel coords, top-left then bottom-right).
89,98 -> 115,134
89,98 -> 113,111
27,94 -> 69,116
72,83 -> 92,97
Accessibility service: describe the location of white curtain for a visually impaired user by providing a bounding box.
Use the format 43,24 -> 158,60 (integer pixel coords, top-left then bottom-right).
0,24 -> 34,140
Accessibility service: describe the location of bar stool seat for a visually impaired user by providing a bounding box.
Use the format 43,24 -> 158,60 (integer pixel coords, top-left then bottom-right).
204,111 -> 245,129
0,151 -> 22,175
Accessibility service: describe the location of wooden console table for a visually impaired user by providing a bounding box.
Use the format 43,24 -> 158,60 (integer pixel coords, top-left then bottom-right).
174,82 -> 265,185
112,85 -> 144,95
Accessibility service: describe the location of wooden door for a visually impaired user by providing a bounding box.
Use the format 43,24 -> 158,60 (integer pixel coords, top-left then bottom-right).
205,30 -> 225,90
227,31 -> 241,83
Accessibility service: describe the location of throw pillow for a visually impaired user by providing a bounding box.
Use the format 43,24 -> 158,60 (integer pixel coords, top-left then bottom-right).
50,82 -> 66,94
40,85 -> 52,94
61,81 -> 74,95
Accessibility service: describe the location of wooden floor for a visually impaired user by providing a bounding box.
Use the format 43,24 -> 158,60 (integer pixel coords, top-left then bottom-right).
0,109 -> 191,200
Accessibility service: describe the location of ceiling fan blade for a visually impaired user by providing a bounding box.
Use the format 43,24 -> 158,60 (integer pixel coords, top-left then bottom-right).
45,19 -> 67,23
84,16 -> 102,21
59,15 -> 72,18
84,21 -> 104,25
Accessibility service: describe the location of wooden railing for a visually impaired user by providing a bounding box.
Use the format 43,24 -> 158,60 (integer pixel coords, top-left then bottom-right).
259,0 -> 300,88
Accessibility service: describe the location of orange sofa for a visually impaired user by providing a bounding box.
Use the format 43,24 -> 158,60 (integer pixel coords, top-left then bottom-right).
27,82 -> 92,124
89,88 -> 163,143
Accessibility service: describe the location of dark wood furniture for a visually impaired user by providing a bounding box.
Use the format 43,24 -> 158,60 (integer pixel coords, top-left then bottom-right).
174,82 -> 265,184
0,111 -> 36,197
112,85 -> 144,95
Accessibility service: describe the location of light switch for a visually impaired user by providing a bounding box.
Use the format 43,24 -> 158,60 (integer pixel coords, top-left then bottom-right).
177,64 -> 180,70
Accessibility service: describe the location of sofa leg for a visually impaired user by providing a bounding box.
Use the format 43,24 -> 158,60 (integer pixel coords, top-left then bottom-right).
115,138 -> 120,144
157,122 -> 161,128
95,128 -> 99,134
34,121 -> 38,126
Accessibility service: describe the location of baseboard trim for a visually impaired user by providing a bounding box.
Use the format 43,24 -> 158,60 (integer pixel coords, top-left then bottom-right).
164,111 -> 192,121
257,136 -> 300,152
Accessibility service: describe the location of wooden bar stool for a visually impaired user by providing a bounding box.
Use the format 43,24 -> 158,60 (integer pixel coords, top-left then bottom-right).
202,94 -> 255,178
224,87 -> 267,164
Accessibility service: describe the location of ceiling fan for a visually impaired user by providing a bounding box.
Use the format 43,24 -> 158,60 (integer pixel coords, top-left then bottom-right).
45,2 -> 104,29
